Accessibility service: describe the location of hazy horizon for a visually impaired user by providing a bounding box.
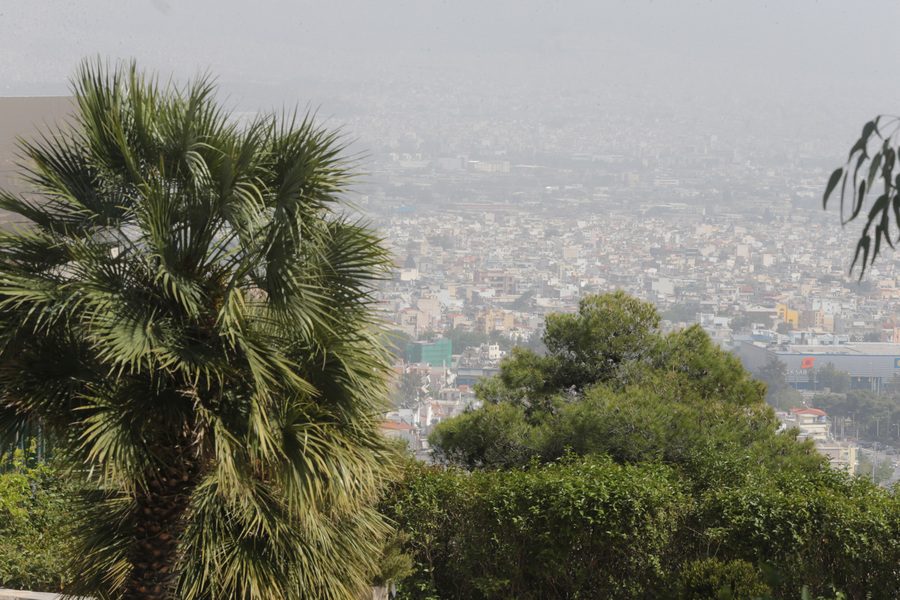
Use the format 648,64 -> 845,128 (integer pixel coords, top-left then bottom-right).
3,1 -> 900,155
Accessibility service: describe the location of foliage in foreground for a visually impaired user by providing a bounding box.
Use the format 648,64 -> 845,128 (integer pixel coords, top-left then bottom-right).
383,457 -> 900,600
404,293 -> 900,599
381,456 -> 689,600
677,558 -> 769,600
0,447 -> 74,592
0,60 -> 397,600
823,116 -> 900,277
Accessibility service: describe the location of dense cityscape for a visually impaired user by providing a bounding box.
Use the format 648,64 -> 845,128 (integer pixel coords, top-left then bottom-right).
350,110 -> 900,467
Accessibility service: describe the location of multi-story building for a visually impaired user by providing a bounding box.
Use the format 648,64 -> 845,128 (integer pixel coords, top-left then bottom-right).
777,304 -> 800,328
475,309 -> 515,334
474,270 -> 516,295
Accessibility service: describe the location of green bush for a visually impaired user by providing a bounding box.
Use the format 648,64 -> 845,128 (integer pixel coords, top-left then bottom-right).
382,455 -> 690,600
678,558 -> 769,600
697,467 -> 900,600
381,454 -> 900,600
0,445 -> 76,592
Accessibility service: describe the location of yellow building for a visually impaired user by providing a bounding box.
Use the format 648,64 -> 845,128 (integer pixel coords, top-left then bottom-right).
476,309 -> 515,335
777,305 -> 799,328
815,442 -> 857,473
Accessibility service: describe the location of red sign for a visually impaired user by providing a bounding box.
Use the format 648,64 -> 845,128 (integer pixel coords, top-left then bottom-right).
801,357 -> 815,369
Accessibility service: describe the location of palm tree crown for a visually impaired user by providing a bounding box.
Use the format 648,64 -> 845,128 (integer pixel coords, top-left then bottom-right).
0,60 -> 396,600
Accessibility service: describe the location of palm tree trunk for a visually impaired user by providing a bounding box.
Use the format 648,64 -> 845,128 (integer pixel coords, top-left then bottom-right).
124,455 -> 198,600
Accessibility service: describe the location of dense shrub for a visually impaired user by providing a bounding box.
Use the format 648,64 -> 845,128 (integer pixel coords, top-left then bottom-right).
383,455 -> 900,600
381,456 -> 690,600
0,446 -> 75,592
699,467 -> 900,600
677,558 -> 769,600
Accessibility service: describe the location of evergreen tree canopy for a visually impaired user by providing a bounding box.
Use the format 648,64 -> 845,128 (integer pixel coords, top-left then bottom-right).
431,292 -> 820,473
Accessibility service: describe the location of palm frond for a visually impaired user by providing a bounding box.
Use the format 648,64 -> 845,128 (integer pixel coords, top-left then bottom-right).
0,59 -> 399,600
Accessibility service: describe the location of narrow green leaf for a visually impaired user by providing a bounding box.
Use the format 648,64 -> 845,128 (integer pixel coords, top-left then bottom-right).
867,153 -> 883,189
863,119 -> 878,139
851,233 -> 871,277
824,167 -> 843,208
849,180 -> 867,220
867,193 -> 889,221
847,120 -> 878,159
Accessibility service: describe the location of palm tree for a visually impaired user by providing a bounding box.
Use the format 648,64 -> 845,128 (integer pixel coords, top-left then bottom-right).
0,60 -> 397,600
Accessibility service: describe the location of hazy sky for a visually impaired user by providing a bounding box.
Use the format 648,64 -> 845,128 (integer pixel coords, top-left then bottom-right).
3,1 -> 900,147
3,2 -> 895,77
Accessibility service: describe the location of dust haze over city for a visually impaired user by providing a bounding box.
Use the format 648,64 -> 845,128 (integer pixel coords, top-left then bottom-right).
6,2 -> 900,383
13,4 -> 900,597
